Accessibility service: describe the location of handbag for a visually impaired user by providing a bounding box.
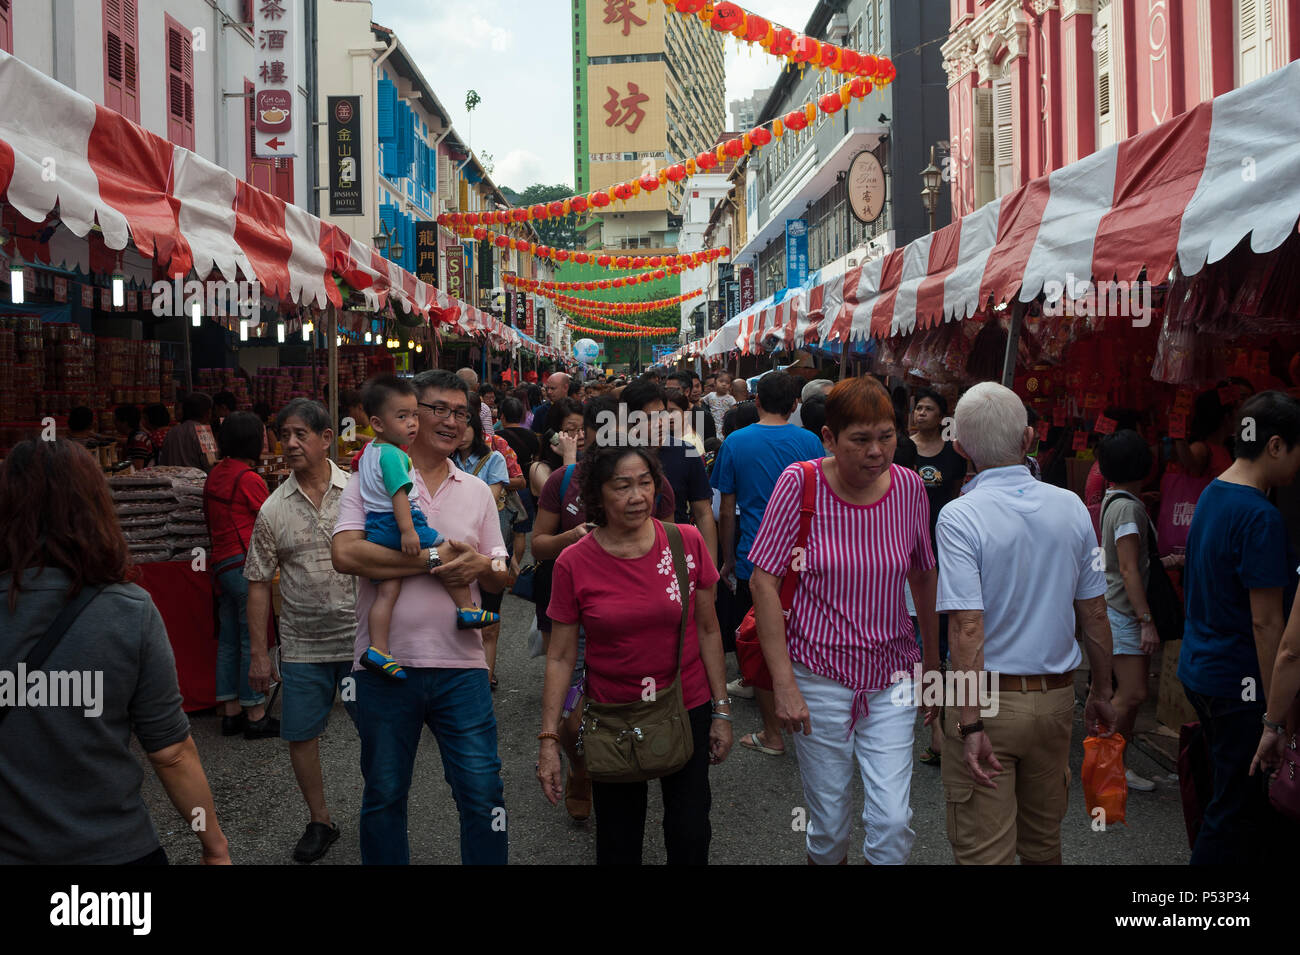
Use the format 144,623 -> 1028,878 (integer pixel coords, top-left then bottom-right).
511,561 -> 539,601
734,460 -> 817,691
578,521 -> 695,783
1270,732 -> 1300,823
1155,471 -> 1211,553
1101,491 -> 1184,642
0,585 -> 105,728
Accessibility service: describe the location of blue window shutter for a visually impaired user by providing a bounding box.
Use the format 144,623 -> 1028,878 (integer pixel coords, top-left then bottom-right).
377,78 -> 396,143
405,215 -> 416,271
379,203 -> 397,249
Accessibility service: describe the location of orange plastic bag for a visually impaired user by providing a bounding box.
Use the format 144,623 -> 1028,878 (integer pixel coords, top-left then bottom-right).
1082,734 -> 1128,827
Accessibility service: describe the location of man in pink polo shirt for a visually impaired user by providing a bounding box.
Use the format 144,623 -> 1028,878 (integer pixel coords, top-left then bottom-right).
332,369 -> 510,865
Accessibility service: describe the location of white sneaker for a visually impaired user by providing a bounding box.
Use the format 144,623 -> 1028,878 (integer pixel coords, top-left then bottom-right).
1126,769 -> 1156,792
727,677 -> 755,699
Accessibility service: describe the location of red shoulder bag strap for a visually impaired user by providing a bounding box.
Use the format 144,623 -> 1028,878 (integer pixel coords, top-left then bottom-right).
777,460 -> 818,608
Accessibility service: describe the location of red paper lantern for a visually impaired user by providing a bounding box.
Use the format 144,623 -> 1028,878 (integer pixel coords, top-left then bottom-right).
850,78 -> 872,98
771,28 -> 795,56
472,227 -> 487,241
597,254 -> 612,267
655,269 -> 666,280
574,252 -> 589,264
840,49 -> 861,75
859,54 -> 878,77
590,191 -> 610,208
818,43 -> 839,69
675,0 -> 706,12
724,137 -> 745,158
548,200 -> 566,217
742,14 -> 768,42
647,256 -> 662,267
613,183 -> 633,200
819,92 -> 843,115
639,173 -> 660,192
571,195 -> 589,213
712,1 -> 743,30
494,235 -> 508,248
615,256 -> 630,268
791,35 -> 819,63
665,164 -> 687,183
554,249 -> 570,262
750,126 -> 772,146
585,282 -> 597,291
437,214 -> 449,226
612,278 -> 625,288
697,150 -> 718,171
721,246 -> 731,256
465,213 -> 481,226
536,246 -> 552,258
785,109 -> 808,131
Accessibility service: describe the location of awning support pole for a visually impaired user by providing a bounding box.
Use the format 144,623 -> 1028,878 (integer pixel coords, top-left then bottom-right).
1001,300 -> 1026,388
327,303 -> 339,461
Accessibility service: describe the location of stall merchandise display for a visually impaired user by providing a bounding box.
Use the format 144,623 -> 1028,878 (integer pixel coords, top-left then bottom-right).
109,466 -> 210,563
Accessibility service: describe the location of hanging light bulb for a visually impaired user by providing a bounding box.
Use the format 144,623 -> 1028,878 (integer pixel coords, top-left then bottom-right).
277,322 -> 285,343
407,339 -> 415,350
416,343 -> 423,353
302,320 -> 313,342
9,263 -> 24,304
364,330 -> 372,343
191,301 -> 201,327
336,335 -> 343,347
112,273 -> 125,308
239,320 -> 248,341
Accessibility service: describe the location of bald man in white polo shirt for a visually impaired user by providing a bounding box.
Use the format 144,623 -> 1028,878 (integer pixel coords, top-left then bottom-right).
935,382 -> 1117,866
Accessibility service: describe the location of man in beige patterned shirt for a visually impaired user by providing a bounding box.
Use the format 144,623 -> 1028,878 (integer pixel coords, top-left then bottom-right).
245,399 -> 358,864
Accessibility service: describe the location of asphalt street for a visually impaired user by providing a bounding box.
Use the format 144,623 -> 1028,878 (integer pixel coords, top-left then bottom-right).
139,590 -> 1193,865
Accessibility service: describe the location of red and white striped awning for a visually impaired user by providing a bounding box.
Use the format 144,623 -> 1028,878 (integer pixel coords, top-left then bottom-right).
0,50 -> 554,354
684,58 -> 1300,356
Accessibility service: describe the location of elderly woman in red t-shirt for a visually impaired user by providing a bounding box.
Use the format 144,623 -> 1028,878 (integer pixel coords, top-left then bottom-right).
749,376 -> 939,865
538,444 -> 732,865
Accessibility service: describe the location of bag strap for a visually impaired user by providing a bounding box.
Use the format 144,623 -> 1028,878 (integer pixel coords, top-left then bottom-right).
662,521 -> 689,678
777,460 -> 819,609
1102,489 -> 1160,555
0,584 -> 105,728
560,463 -> 576,501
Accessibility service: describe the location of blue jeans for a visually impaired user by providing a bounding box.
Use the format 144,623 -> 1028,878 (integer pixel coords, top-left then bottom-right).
355,667 -> 506,865
215,564 -> 264,708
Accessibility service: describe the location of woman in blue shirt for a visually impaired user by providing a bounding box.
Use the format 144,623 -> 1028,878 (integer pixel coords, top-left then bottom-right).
455,394 -> 513,690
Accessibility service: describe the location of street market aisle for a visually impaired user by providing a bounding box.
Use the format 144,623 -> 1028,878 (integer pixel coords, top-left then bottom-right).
137,592 -> 1190,865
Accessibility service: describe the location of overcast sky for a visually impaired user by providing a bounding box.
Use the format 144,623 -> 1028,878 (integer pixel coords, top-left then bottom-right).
368,0 -> 819,191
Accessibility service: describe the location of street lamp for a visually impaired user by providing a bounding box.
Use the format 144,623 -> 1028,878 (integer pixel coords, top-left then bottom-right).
374,221 -> 405,261
920,145 -> 942,235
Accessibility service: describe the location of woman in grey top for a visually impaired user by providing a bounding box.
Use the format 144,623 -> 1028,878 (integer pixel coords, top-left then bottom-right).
0,439 -> 230,864
1097,430 -> 1179,794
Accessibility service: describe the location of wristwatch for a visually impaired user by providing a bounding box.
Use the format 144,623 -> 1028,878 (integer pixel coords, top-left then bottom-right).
425,547 -> 442,572
1263,714 -> 1286,734
957,719 -> 985,739
1140,612 -> 1153,624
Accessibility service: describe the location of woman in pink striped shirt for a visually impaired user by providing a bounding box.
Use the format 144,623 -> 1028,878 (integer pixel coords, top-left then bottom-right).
749,376 -> 940,865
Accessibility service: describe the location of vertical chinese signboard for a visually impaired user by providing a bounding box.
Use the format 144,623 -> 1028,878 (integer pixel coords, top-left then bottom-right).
415,221 -> 439,287
738,267 -> 755,311
785,219 -> 808,289
254,0 -> 298,158
514,289 -> 527,331
446,246 -> 464,301
526,296 -> 536,337
327,96 -> 362,216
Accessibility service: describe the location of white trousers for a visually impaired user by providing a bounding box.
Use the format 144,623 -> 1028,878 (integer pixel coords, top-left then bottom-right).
791,662 -> 916,864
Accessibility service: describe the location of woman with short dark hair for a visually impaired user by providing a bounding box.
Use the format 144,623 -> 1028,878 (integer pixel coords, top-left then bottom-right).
538,445 -> 731,864
115,404 -> 154,469
1097,429 -> 1163,792
0,439 -> 229,864
749,376 -> 938,864
204,412 -> 275,739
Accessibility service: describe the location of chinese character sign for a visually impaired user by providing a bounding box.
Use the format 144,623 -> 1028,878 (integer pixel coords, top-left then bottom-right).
415,221 -> 439,286
738,267 -> 755,311
254,0 -> 298,157
526,296 -> 535,338
603,0 -> 646,36
786,219 -> 808,289
328,96 -> 362,216
604,82 -> 650,135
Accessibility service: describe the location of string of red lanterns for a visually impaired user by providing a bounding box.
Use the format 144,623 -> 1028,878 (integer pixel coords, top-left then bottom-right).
565,322 -> 678,338
504,272 -> 680,292
448,221 -> 729,272
440,79 -> 889,231
652,0 -> 896,83
564,312 -> 684,332
540,287 -> 704,314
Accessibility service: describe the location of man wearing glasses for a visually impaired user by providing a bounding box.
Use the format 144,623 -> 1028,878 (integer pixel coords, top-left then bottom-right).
332,370 -> 511,865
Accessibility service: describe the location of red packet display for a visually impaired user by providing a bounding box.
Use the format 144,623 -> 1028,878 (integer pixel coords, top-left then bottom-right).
1036,420 -> 1050,440
1094,415 -> 1117,435
1173,390 -> 1193,414
1072,430 -> 1088,451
